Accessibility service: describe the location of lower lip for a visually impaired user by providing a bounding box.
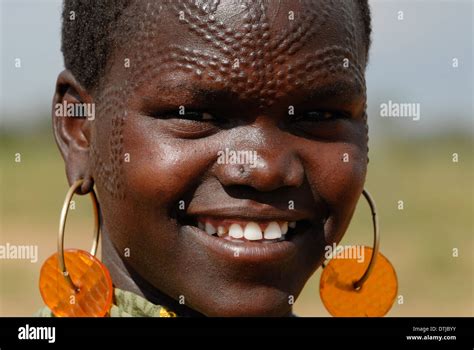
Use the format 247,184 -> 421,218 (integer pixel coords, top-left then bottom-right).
180,224 -> 314,264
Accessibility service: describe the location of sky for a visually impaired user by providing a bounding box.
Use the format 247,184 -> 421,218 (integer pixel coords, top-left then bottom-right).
1,0 -> 472,138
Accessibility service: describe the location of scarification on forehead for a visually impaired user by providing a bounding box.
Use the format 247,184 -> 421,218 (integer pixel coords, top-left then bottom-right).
111,0 -> 365,104
93,0 -> 368,198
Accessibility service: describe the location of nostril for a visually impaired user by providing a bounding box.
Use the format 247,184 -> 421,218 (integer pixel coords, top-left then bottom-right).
215,151 -> 304,191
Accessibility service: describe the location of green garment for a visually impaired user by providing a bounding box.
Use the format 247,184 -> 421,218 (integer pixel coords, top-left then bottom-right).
35,288 -> 176,317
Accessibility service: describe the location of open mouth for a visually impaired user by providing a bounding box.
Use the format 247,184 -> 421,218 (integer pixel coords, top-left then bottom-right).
174,207 -> 320,263
177,212 -> 312,244
197,218 -> 295,242
172,200 -> 321,263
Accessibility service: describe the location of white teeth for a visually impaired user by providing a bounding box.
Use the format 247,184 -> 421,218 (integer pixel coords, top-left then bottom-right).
217,226 -> 226,237
280,222 -> 288,235
264,221 -> 282,239
205,222 -> 216,235
229,223 -> 244,239
244,222 -> 263,241
199,219 -> 295,240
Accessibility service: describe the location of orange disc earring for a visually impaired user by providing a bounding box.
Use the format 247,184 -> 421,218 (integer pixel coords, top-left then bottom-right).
319,189 -> 398,317
39,179 -> 113,317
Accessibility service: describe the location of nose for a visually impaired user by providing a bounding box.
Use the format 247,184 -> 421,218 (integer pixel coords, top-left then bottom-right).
215,126 -> 305,192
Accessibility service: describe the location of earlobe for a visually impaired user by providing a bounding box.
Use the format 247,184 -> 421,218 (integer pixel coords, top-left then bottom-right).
52,70 -> 95,194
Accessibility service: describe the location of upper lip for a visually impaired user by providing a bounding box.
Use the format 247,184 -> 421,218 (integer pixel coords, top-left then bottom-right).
187,204 -> 314,223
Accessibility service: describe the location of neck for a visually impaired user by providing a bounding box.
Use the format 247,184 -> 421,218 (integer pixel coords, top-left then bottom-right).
101,231 -> 204,317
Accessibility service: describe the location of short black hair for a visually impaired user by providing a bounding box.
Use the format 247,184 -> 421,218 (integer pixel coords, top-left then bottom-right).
62,0 -> 372,91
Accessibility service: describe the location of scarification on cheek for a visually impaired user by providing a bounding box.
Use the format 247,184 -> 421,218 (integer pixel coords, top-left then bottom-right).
94,0 -> 369,198
90,86 -> 126,200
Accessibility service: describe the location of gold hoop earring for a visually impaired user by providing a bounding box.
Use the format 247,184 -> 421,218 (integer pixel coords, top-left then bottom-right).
319,189 -> 398,317
39,179 -> 113,317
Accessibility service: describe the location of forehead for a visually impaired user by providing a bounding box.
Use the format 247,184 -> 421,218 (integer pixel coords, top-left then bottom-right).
109,0 -> 367,106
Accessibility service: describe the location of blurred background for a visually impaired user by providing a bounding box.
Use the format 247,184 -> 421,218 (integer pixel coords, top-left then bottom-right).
0,0 -> 472,316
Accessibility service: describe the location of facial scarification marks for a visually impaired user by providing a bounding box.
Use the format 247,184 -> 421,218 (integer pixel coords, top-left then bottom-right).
91,86 -> 126,200
138,0 -> 365,108
94,0 -> 369,198
112,0 -> 367,108
270,0 -> 333,57
290,46 -> 363,92
338,0 -> 369,156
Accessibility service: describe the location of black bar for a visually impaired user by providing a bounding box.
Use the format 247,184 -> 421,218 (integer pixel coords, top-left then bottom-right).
0,317 -> 472,346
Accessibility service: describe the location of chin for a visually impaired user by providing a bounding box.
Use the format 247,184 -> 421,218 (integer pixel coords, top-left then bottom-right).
193,287 -> 296,317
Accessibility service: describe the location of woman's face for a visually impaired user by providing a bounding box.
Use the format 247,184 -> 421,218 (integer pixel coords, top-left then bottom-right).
87,0 -> 368,316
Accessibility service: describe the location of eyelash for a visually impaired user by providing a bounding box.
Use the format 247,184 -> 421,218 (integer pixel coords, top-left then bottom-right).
152,109 -> 349,124
293,110 -> 350,122
156,110 -> 216,122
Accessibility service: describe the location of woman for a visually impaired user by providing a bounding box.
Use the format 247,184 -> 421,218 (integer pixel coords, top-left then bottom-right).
39,0 -> 373,317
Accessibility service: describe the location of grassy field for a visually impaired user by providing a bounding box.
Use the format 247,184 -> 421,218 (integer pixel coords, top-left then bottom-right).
1,130 -> 472,316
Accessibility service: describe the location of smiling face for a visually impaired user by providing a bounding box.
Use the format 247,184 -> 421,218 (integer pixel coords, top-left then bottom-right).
56,0 -> 369,316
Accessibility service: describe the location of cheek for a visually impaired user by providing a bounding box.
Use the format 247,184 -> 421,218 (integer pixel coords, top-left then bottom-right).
301,140 -> 367,241
316,142 -> 367,200
121,118 -> 214,206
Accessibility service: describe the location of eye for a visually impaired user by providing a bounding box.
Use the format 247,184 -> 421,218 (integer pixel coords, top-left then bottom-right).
146,108 -> 222,139
293,110 -> 349,122
170,111 -> 216,122
148,107 -> 217,122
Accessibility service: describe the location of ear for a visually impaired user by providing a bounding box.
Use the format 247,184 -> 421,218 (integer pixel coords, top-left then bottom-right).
52,70 -> 95,194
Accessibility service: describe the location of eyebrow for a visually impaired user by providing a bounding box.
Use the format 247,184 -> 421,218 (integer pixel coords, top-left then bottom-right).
141,78 -> 364,108
140,83 -> 240,106
302,79 -> 364,104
